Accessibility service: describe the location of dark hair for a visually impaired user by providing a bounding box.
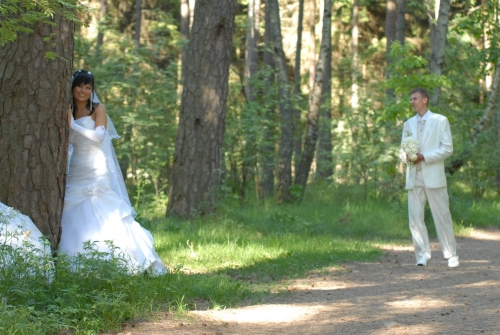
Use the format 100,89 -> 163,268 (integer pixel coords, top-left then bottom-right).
71,69 -> 98,118
410,87 -> 430,104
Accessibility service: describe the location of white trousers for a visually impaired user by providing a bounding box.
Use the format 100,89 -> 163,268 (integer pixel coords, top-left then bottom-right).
408,170 -> 457,261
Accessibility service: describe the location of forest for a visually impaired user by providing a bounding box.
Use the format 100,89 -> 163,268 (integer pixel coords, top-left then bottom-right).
0,0 -> 500,333
72,0 -> 499,217
1,0 -> 499,222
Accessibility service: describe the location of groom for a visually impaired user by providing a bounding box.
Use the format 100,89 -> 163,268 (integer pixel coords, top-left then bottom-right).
400,88 -> 459,268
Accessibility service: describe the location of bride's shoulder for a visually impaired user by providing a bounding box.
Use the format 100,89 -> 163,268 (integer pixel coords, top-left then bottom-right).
93,104 -> 108,127
94,103 -> 106,114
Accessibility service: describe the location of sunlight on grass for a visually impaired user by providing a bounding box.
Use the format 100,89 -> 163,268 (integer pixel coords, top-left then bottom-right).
2,183 -> 498,333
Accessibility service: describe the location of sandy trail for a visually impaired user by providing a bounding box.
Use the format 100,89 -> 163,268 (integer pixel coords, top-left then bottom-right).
114,228 -> 500,335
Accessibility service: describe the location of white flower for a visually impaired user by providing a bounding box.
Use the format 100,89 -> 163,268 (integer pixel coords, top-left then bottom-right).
401,136 -> 420,177
401,136 -> 420,162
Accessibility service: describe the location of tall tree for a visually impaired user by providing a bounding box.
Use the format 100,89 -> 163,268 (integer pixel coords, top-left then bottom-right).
259,3 -> 277,199
396,0 -> 405,45
293,0 -> 306,175
308,0 -> 317,95
241,0 -> 261,202
167,0 -> 237,217
267,0 -> 294,203
429,0 -> 451,105
427,0 -> 437,55
316,18 -> 333,180
134,0 -> 142,51
245,0 -> 260,102
0,16 -> 75,249
385,0 -> 397,98
295,0 -> 332,197
385,0 -> 397,62
351,0 -> 359,110
97,0 -> 107,51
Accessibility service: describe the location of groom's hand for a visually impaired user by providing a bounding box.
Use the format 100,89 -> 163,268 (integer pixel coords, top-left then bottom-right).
413,153 -> 425,164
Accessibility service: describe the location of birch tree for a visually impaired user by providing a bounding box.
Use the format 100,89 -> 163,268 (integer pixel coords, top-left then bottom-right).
267,0 -> 295,203
294,0 -> 332,198
429,0 -> 451,105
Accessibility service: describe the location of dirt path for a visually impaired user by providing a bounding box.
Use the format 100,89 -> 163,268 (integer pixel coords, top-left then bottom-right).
115,228 -> 500,335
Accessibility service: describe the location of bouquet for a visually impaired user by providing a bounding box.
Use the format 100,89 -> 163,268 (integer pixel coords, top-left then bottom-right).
401,136 -> 420,166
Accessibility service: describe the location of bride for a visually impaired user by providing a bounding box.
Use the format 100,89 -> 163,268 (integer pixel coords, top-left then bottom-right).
59,69 -> 166,274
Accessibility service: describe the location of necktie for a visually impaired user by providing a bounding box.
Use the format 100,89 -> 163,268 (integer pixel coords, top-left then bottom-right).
418,119 -> 425,141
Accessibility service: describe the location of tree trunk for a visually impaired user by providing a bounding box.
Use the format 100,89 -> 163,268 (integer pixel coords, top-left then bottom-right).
447,57 -> 500,175
134,0 -> 142,51
245,0 -> 260,102
427,0 -> 437,56
259,4 -> 276,199
180,0 -> 190,82
385,0 -> 397,60
293,0 -> 305,176
119,0 -> 142,182
429,0 -> 451,106
0,17 -> 74,249
97,0 -> 108,49
244,0 -> 261,203
295,0 -> 332,198
308,0 -> 317,95
167,0 -> 237,217
267,0 -> 294,203
385,0 -> 397,98
396,0 -> 405,45
316,23 -> 333,180
351,0 -> 359,110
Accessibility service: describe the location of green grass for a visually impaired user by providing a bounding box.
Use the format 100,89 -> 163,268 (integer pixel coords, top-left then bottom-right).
1,183 -> 498,334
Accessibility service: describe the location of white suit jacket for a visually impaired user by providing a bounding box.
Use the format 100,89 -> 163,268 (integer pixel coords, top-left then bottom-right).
400,111 -> 453,190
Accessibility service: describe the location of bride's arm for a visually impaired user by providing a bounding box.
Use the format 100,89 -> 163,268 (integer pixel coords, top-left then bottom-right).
93,104 -> 107,128
69,105 -> 108,143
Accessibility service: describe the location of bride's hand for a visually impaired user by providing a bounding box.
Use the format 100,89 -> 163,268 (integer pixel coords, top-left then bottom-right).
67,105 -> 73,126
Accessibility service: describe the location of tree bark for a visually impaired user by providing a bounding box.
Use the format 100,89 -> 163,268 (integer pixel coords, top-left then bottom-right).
245,0 -> 260,102
295,0 -> 332,197
385,0 -> 397,59
396,0 -> 405,45
447,57 -> 500,175
267,0 -> 294,203
134,0 -> 142,51
0,17 -> 74,249
427,0 -> 437,56
351,0 -> 359,110
385,0 -> 397,98
293,0 -> 305,176
243,0 -> 261,202
316,21 -> 333,180
167,0 -> 237,217
97,0 -> 108,49
429,0 -> 451,106
259,4 -> 276,199
308,0 -> 317,95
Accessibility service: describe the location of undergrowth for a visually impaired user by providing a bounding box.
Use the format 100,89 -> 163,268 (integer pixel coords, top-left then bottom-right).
2,183 -> 498,334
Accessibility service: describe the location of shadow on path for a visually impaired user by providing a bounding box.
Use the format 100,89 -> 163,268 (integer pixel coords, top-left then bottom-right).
114,228 -> 500,335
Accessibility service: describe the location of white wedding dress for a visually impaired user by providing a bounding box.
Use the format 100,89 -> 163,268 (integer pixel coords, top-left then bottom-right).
59,115 -> 166,274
